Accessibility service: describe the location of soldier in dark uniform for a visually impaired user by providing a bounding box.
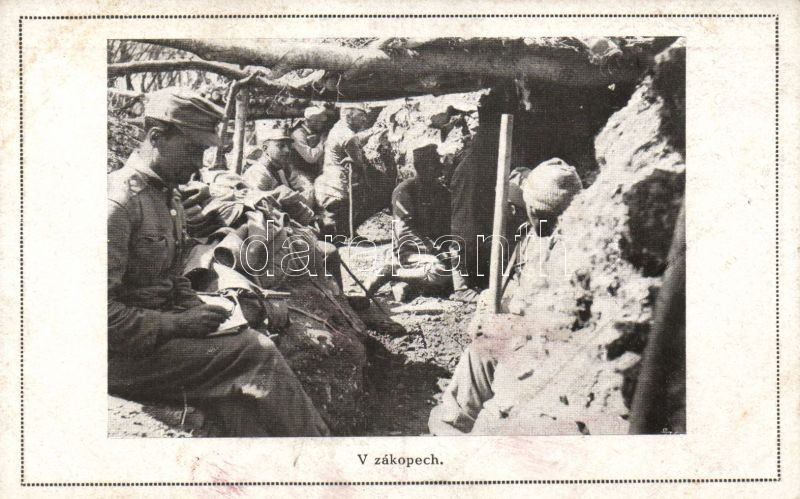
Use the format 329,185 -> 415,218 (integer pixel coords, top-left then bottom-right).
363,144 -> 452,296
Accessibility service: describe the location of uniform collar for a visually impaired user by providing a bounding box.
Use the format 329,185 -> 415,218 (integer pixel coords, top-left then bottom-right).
125,151 -> 172,193
261,154 -> 285,172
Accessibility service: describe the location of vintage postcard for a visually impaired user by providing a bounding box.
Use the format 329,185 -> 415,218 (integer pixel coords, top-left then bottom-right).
0,0 -> 798,497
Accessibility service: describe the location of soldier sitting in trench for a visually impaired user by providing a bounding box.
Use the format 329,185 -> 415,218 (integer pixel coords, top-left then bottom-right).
363,145 -> 533,301
428,158 -> 583,435
108,87 -> 329,436
363,144 -> 453,299
290,105 -> 330,183
242,127 -> 317,227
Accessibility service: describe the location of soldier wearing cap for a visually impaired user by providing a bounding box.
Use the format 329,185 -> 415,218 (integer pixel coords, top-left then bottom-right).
314,103 -> 378,236
363,143 -> 453,297
242,127 -> 316,226
428,158 -> 583,436
244,126 -> 345,295
289,106 -> 329,181
107,87 -> 329,437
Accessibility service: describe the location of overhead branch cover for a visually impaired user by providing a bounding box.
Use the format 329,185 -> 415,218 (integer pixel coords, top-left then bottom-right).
135,38 -> 651,89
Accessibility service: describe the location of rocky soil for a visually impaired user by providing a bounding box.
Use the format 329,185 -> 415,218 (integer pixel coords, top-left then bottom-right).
362,92 -> 482,181
338,243 -> 476,436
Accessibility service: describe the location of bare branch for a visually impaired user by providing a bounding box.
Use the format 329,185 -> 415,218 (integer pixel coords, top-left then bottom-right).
108,59 -> 249,80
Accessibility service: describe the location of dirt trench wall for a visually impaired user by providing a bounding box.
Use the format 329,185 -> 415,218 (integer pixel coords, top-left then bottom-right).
277,279 -> 368,434
468,39 -> 686,436
362,92 -> 483,182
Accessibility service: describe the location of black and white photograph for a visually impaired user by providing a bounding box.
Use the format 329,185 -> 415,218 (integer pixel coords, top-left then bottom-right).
106,36 -> 686,438
5,2 -> 800,493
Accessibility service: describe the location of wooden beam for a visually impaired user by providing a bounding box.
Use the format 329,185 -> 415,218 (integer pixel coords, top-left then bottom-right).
109,57 -> 490,102
137,38 -> 647,88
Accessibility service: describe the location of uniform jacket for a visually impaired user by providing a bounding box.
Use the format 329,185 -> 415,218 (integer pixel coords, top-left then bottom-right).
290,122 -> 326,175
242,155 -> 315,208
392,177 -> 451,258
107,152 -> 196,356
316,120 -> 365,200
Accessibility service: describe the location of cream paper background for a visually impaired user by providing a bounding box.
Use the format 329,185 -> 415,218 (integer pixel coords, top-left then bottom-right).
0,0 -> 798,497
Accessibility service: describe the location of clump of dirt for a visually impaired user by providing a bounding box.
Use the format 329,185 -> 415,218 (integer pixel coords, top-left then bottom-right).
356,208 -> 393,243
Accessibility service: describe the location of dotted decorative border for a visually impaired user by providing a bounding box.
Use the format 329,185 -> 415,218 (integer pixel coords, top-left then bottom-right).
17,14 -> 780,19
17,13 -> 781,488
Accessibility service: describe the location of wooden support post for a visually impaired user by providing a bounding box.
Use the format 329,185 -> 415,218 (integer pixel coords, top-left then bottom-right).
214,84 -> 237,170
231,88 -> 249,174
488,114 -> 513,314
347,165 -> 355,240
216,73 -> 262,170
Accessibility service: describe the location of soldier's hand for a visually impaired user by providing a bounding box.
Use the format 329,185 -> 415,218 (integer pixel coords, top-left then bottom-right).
179,181 -> 210,208
173,304 -> 230,337
269,185 -> 301,206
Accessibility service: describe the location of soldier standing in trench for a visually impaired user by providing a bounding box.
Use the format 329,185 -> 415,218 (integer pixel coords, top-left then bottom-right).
107,87 -> 329,436
314,104 -> 370,237
448,87 -> 521,302
314,103 -> 388,238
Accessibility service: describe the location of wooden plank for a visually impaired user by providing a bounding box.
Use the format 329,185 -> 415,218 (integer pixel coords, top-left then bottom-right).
488,114 -> 513,314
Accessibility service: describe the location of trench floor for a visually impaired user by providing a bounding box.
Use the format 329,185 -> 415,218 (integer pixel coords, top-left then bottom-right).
339,243 -> 476,436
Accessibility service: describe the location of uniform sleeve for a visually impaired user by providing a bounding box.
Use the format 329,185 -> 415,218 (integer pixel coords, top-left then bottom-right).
108,199 -> 176,355
288,167 -> 316,207
343,133 -> 366,167
242,165 -> 274,192
171,275 -> 202,308
392,181 -> 416,228
291,128 -> 326,166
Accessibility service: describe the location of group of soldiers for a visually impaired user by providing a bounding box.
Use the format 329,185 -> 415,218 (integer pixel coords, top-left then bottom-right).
208,101 -> 383,240
108,86 -> 585,436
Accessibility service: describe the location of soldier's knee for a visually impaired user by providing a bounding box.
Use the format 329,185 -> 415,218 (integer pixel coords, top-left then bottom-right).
237,329 -> 279,361
316,240 -> 338,260
424,266 -> 450,287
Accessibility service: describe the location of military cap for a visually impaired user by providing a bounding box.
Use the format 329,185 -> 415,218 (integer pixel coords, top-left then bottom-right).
341,102 -> 368,113
303,106 -> 328,120
507,167 -> 532,209
261,127 -> 293,142
522,158 -> 583,218
144,87 -> 225,147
